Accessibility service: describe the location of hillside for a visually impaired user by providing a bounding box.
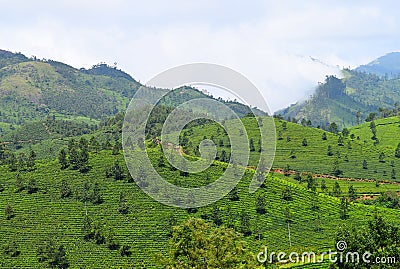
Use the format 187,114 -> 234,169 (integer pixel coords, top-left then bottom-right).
277,64 -> 400,128
356,52 -> 400,78
0,146 -> 399,268
0,50 -> 261,136
183,116 -> 400,182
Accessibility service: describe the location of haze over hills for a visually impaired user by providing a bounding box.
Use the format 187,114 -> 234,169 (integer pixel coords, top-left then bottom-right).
276,53 -> 400,128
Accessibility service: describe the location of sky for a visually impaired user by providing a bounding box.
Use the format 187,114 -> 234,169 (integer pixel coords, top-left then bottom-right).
0,0 -> 399,112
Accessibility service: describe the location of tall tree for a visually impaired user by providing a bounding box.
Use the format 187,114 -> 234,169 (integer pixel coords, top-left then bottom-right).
157,218 -> 260,268
58,149 -> 68,169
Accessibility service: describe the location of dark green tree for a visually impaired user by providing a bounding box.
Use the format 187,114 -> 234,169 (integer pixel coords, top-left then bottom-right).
239,210 -> 252,236
255,194 -> 266,214
60,179 -> 72,198
58,149 -> 68,169
118,192 -> 129,214
229,187 -> 239,201
3,240 -> 20,257
348,185 -> 357,201
395,143 -> 400,158
339,197 -> 349,220
37,238 -> 69,269
302,138 -> 308,146
362,159 -> 368,169
26,178 -> 38,194
249,138 -> 255,152
332,182 -> 342,197
5,204 -> 14,220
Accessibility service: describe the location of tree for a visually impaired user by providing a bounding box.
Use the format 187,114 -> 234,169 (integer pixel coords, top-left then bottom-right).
26,178 -> 38,194
332,157 -> 342,177
306,173 -> 316,192
362,159 -> 368,169
37,238 -> 69,269
391,168 -> 396,179
255,194 -> 266,214
157,155 -> 165,167
328,122 -> 338,134
157,218 -> 260,268
229,187 -> 239,201
5,204 -> 14,220
8,153 -> 17,172
339,197 -> 349,220
335,213 -> 400,269
26,149 -> 36,169
219,150 -> 228,163
342,128 -> 350,137
332,182 -> 342,197
90,183 -> 103,205
320,179 -> 327,192
282,186 -> 293,201
337,135 -> 344,146
58,149 -> 68,169
365,112 -> 377,122
60,179 -> 72,198
118,192 -> 129,214
395,143 -> 400,158
249,138 -> 255,152
327,145 -> 333,156
15,174 -> 25,193
322,132 -> 327,140
106,228 -> 119,250
112,141 -> 122,155
239,210 -> 252,236
302,138 -> 308,146
113,160 -> 124,181
210,204 -> 223,226
120,245 -> 132,257
370,121 -> 377,140
348,185 -> 357,201
379,152 -> 385,163
3,240 -> 20,257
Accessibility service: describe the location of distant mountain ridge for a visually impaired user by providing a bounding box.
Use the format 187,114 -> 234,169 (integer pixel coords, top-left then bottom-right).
276,53 -> 400,128
0,49 -> 261,135
356,52 -> 400,78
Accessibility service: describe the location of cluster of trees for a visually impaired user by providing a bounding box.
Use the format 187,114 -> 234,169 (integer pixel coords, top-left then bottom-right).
58,138 -> 90,172
335,212 -> 400,269
1,148 -> 37,172
157,218 -> 261,268
82,215 -> 131,257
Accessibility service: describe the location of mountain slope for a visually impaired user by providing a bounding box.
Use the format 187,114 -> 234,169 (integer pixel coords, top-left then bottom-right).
0,50 -> 263,136
356,52 -> 400,78
276,69 -> 400,128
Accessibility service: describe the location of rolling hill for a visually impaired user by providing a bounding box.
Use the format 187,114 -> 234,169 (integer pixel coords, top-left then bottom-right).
277,54 -> 400,128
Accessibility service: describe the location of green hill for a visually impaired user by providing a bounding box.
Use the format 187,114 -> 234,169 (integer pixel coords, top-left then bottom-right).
0,50 -> 261,136
277,69 -> 400,128
184,116 -> 400,182
0,146 -> 399,268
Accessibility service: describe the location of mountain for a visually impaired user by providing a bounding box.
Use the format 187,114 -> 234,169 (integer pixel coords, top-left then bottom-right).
276,67 -> 400,128
356,52 -> 400,78
0,50 -> 262,136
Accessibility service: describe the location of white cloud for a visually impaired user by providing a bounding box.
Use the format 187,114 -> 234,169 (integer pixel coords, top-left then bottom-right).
0,0 -> 399,111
